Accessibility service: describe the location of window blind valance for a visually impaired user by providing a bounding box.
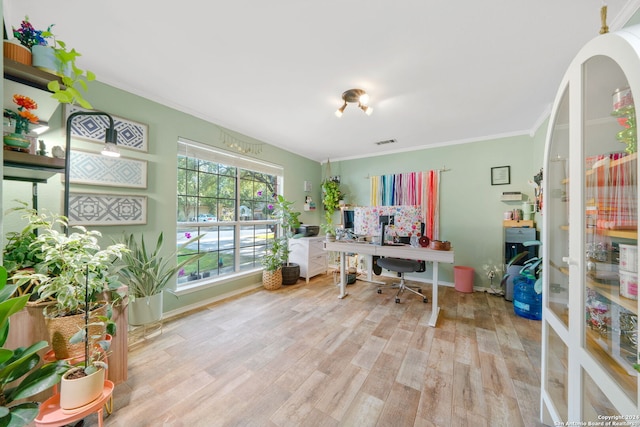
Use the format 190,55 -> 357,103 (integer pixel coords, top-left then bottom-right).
178,138 -> 283,177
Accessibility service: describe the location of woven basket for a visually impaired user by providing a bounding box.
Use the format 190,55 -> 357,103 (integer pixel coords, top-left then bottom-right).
3,41 -> 31,65
44,303 -> 108,360
262,269 -> 283,290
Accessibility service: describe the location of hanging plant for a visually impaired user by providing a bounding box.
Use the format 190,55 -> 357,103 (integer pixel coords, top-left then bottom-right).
321,179 -> 343,236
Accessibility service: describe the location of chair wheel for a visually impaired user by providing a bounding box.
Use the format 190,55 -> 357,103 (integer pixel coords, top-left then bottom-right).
377,289 -> 382,294
395,298 -> 400,303
423,298 -> 428,303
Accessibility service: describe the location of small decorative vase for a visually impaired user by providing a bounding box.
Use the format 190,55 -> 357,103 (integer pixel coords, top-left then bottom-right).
3,40 -> 31,65
13,118 -> 31,136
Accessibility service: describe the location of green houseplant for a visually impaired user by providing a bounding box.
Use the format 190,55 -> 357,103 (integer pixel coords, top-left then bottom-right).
261,238 -> 284,290
11,211 -> 128,360
114,232 -> 204,326
45,37 -> 96,109
59,273 -> 112,411
0,265 -> 69,427
271,195 -> 302,285
321,179 -> 343,240
2,202 -> 52,297
10,16 -> 95,108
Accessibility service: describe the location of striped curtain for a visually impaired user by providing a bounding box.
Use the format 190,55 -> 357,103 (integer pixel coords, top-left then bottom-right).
370,170 -> 440,240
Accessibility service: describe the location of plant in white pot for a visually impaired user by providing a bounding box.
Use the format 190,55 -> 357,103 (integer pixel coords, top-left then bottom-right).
59,266 -> 113,411
115,232 -> 204,326
11,211 -> 128,360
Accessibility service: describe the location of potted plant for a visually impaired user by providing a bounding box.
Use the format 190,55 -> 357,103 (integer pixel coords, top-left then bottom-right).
261,238 -> 284,290
46,36 -> 96,109
7,16 -> 94,109
321,179 -> 342,240
5,16 -> 40,65
3,94 -> 39,151
271,194 -> 302,285
2,202 -> 51,298
0,265 -> 69,426
11,211 -> 128,360
114,232 -> 204,326
59,275 -> 112,411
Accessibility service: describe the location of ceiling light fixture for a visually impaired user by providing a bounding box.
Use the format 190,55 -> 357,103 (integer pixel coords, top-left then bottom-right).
335,88 -> 373,118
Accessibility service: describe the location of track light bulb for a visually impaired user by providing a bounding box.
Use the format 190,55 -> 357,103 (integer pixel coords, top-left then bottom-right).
359,93 -> 370,106
335,102 -> 347,118
359,104 -> 373,116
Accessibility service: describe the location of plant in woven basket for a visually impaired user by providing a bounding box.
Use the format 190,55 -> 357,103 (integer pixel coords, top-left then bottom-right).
11,211 -> 128,360
12,216 -> 128,317
261,238 -> 285,272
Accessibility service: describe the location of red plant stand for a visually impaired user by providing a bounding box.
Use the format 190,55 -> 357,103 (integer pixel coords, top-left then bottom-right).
35,380 -> 114,427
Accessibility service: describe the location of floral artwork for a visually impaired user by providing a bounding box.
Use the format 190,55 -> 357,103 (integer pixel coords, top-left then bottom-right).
353,205 -> 423,237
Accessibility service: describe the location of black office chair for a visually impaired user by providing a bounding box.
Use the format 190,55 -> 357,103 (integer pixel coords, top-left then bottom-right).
375,257 -> 428,303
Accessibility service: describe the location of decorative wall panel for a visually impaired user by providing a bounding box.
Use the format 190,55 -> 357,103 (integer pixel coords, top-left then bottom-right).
65,105 -> 148,152
68,193 -> 147,226
68,150 -> 147,188
354,205 -> 422,237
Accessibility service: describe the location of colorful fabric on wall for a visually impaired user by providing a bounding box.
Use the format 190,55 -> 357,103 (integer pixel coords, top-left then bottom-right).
369,170 -> 440,240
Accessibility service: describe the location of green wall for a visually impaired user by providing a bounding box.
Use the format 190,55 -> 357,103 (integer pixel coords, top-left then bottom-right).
2,80 -> 323,315
330,129 -> 544,287
1,69 -> 548,316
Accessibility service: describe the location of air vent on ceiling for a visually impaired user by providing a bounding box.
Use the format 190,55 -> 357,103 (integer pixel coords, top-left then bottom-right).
374,139 -> 397,146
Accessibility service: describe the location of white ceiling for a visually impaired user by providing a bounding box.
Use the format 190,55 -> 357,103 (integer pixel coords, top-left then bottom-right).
4,1 -> 640,162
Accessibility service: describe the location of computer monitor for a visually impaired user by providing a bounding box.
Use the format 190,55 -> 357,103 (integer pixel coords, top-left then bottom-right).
342,209 -> 355,230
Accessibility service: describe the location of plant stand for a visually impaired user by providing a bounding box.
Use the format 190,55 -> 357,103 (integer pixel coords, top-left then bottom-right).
128,320 -> 163,347
34,380 -> 114,427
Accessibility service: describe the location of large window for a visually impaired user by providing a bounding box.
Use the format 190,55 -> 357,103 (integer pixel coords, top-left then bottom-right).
176,139 -> 282,288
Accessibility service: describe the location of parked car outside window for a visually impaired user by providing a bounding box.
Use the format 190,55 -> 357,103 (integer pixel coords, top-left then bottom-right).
189,214 -> 216,222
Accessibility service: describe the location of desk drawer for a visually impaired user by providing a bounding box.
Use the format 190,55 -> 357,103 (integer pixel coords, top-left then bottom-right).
309,240 -> 325,256
307,255 -> 327,277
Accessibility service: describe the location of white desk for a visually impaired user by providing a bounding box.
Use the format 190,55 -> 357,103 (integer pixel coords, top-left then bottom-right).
323,240 -> 454,327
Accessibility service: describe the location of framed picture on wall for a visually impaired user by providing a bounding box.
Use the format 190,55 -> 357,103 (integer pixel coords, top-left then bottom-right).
67,193 -> 147,226
66,149 -> 148,188
64,105 -> 149,152
491,166 -> 510,185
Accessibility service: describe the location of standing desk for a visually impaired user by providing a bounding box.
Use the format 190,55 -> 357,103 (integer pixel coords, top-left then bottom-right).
323,240 -> 454,327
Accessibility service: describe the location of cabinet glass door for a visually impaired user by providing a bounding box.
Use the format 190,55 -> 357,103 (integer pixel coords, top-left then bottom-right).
547,85 -> 571,325
583,54 -> 638,403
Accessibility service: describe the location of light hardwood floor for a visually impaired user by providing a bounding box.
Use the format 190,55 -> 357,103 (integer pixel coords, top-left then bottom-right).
82,273 -> 546,427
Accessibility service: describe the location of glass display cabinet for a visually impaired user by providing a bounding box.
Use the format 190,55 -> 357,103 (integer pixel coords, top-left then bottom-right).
542,26 -> 640,423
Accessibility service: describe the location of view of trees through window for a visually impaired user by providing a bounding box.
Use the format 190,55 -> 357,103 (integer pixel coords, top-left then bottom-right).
176,148 -> 281,287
